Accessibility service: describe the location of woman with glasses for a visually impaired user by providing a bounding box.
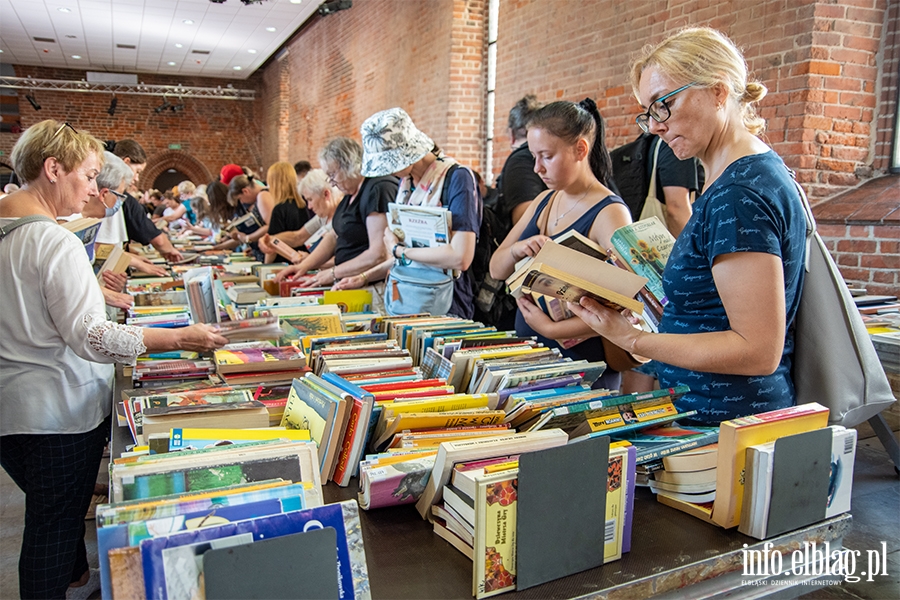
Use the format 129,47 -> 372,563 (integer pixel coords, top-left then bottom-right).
489,99 -> 632,391
0,121 -> 229,599
274,137 -> 397,287
570,27 -> 807,424
258,161 -> 311,264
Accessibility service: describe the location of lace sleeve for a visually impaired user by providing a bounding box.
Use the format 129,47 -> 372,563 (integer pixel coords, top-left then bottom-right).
83,314 -> 147,362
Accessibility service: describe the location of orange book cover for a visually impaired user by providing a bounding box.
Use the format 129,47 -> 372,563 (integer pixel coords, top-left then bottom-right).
712,402 -> 829,528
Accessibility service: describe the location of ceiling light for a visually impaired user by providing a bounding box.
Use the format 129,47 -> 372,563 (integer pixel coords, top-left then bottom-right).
26,94 -> 41,111
107,96 -> 117,116
0,49 -> 4,53
175,43 -> 183,48
247,49 -> 257,54
167,61 -> 176,66
155,97 -> 172,113
265,27 -> 276,32
71,55 -> 81,59
183,20 -> 194,25
290,0 -> 303,4
58,7 -> 71,13
233,66 -> 242,70
65,35 -> 77,39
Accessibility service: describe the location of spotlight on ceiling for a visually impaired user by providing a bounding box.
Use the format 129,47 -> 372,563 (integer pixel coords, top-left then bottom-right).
318,0 -> 351,16
154,97 -> 172,113
107,95 -> 118,116
26,93 -> 41,111
171,97 -> 185,112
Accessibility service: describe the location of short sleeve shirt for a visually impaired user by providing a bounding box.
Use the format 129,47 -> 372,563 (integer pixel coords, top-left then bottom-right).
332,176 -> 397,265
268,199 -> 311,238
649,138 -> 701,200
441,165 -> 482,319
497,144 -> 547,232
658,151 -> 807,424
122,193 -> 162,245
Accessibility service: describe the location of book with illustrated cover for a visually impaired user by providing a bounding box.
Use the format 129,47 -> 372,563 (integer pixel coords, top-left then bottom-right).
358,452 -> 438,510
168,426 -> 311,451
214,346 -> 305,374
63,217 -> 102,262
609,216 -> 674,309
522,263 -> 644,314
473,468 -> 518,599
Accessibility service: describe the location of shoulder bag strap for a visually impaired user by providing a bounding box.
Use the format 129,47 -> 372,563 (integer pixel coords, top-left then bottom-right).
646,136 -> 663,201
0,215 -> 57,242
786,168 -> 816,271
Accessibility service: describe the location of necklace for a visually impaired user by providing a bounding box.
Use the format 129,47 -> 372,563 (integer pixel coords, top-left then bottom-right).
553,184 -> 593,226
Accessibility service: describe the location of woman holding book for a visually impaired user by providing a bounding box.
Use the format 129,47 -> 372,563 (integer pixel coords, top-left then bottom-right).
259,162 -> 311,264
333,107 -> 482,319
259,168 -> 342,264
489,99 -> 632,390
0,120 -> 229,600
273,137 -> 397,287
570,28 -> 807,424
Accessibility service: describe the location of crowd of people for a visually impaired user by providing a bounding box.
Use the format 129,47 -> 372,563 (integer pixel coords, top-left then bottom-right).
0,27 -> 809,599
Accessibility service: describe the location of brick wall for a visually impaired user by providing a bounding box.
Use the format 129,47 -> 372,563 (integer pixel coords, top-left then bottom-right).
491,0 -> 892,201
277,0 -> 456,167
819,223 -> 899,296
0,66 -> 262,189
874,0 -> 899,172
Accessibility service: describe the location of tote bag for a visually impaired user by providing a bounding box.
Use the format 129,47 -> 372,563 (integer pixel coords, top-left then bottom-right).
791,179 -> 895,427
638,138 -> 667,224
384,262 -> 454,317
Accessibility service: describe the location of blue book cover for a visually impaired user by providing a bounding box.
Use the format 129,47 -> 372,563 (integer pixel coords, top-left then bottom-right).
98,483 -> 310,600
141,500 -> 369,600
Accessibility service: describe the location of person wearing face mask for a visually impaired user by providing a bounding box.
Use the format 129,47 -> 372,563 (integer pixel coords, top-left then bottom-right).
570,28 -> 807,425
0,120 -> 229,600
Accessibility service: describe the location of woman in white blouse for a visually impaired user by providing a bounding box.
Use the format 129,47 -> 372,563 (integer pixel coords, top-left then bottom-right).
0,120 -> 228,600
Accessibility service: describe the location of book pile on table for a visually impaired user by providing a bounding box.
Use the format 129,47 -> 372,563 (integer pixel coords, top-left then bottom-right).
213,344 -> 307,385
649,444 -> 718,505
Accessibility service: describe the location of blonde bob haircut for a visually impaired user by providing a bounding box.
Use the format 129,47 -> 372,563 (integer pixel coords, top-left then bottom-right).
11,120 -> 105,184
267,161 -> 306,208
631,27 -> 767,136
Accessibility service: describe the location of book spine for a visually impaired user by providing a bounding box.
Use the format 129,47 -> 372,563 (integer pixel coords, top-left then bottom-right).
332,399 -> 363,486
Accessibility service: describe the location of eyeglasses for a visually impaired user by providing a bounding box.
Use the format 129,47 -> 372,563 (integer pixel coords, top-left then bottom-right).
325,171 -> 340,186
42,122 -> 78,158
635,82 -> 697,133
109,190 -> 128,201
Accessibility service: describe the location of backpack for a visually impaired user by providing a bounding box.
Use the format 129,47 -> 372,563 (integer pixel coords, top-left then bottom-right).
609,132 -> 656,221
440,165 -> 515,326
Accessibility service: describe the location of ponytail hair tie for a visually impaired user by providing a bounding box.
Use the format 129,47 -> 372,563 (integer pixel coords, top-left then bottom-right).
578,97 -> 598,115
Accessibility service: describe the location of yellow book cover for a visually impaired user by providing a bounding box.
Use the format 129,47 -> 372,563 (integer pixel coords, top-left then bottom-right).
604,444 -> 629,563
375,410 -> 506,451
474,468 -> 518,599
280,383 -> 328,445
323,289 -> 373,313
380,393 -> 493,417
712,402 -> 829,528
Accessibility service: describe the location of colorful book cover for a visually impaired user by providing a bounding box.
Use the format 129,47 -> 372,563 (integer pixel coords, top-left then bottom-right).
280,378 -> 330,446
473,470 -> 518,599
323,290 -> 373,313
214,346 -> 305,373
622,444 -> 636,554
140,501 -> 370,600
610,216 -> 675,307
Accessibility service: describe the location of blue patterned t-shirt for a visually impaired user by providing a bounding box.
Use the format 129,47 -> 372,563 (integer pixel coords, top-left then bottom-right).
657,151 -> 807,424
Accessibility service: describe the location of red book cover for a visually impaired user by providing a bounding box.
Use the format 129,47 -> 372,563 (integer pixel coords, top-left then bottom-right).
332,398 -> 364,485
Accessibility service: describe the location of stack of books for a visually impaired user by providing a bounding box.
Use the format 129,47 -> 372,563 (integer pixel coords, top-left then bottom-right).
649,445 -> 718,504
131,358 -> 216,389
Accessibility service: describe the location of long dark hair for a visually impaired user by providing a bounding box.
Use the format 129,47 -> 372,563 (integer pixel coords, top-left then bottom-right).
206,180 -> 235,226
527,98 -> 613,187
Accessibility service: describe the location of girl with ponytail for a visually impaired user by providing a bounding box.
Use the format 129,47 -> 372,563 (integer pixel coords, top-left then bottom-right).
489,98 -> 632,390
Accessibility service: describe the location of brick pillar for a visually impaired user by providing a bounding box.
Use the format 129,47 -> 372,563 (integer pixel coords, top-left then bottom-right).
446,0 -> 487,174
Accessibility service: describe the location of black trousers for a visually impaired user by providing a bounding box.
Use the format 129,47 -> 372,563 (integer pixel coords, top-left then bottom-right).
1,417 -> 108,600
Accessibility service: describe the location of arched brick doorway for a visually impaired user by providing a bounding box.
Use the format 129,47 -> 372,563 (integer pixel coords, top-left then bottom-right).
141,150 -> 212,191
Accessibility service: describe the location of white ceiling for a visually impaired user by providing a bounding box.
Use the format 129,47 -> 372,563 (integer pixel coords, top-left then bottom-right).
0,0 -> 321,80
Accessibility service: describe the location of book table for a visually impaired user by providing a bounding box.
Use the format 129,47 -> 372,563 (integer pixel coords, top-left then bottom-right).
110,371 -> 851,599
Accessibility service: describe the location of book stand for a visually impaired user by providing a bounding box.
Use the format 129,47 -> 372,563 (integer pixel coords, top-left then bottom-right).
516,436 -> 610,590
202,527 -> 340,599
764,428 -> 832,537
